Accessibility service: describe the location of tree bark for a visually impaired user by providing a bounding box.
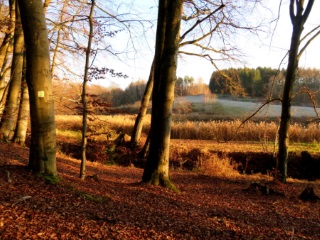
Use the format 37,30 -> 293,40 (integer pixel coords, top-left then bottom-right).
80,0 -> 95,180
142,0 -> 183,190
18,0 -> 57,175
131,4 -> 224,150
278,0 -> 315,182
130,60 -> 154,149
0,0 -> 15,115
0,0 -> 15,69
13,54 -> 29,146
0,1 -> 24,141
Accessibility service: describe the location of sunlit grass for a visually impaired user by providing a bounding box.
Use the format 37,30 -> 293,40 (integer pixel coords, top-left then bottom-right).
198,152 -> 275,181
55,114 -> 320,153
56,129 -> 82,139
289,142 -> 320,154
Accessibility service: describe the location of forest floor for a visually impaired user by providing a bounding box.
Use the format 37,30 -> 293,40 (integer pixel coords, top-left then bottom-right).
0,140 -> 320,239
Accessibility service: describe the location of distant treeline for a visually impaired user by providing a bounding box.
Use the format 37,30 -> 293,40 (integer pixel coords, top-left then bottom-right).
105,77 -> 212,107
53,67 -> 320,114
107,67 -> 320,107
209,67 -> 320,105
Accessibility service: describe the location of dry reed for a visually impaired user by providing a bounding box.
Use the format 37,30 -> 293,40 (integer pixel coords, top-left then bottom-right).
55,114 -> 320,143
199,153 -> 241,178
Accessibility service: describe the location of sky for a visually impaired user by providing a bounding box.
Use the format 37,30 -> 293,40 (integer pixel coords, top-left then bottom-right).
95,0 -> 320,89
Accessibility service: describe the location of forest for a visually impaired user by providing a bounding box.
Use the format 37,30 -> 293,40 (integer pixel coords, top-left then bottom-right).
0,0 -> 320,239
209,67 -> 320,105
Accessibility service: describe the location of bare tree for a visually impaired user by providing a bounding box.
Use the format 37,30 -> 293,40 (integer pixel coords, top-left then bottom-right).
0,0 -> 15,69
130,60 -> 154,149
13,54 -> 29,145
50,0 -> 69,76
278,0 -> 317,182
131,0 -> 261,149
0,0 -> 15,108
0,0 -> 24,141
80,0 -> 95,180
142,0 -> 183,190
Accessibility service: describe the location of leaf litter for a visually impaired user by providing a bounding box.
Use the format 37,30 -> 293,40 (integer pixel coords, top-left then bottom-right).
0,141 -> 319,239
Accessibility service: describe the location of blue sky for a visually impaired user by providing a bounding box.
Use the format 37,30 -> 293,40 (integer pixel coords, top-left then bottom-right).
95,0 -> 320,89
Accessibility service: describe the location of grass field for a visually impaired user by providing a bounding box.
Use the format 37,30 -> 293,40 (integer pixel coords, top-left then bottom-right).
54,95 -> 320,170
174,94 -> 320,120
54,113 -> 320,180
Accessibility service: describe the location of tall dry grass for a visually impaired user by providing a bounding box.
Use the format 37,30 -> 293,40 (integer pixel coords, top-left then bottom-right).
55,114 -> 320,143
171,120 -> 320,142
199,153 -> 241,178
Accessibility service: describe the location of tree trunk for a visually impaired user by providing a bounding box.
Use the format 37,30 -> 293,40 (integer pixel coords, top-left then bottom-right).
50,0 -> 68,76
131,4 -> 224,150
142,0 -> 183,190
0,0 -> 15,69
278,0 -> 314,182
139,132 -> 150,158
18,0 -> 57,175
13,54 -> 29,146
0,42 -> 14,108
0,45 -> 13,115
130,60 -> 154,149
0,1 -> 17,112
80,0 -> 95,180
0,75 -> 9,115
0,1 -> 24,141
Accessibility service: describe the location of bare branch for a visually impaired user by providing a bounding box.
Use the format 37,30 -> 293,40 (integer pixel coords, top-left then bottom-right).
305,88 -> 320,120
298,29 -> 320,59
290,0 -> 295,24
180,4 -> 224,42
302,0 -> 315,24
179,21 -> 221,46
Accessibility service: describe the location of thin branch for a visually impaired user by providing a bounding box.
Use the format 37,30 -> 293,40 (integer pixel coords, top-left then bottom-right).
305,89 -> 320,120
179,22 -> 221,46
300,24 -> 320,42
180,4 -> 225,42
298,30 -> 320,59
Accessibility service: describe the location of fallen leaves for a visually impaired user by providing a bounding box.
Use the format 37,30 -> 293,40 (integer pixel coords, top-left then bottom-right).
0,141 -> 320,239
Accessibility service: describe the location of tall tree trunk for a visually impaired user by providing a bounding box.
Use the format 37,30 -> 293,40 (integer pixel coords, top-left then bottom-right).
13,54 -> 29,146
18,0 -> 57,175
0,66 -> 11,103
130,60 -> 154,149
139,132 -> 150,158
50,0 -> 68,76
80,0 -> 95,180
0,0 -> 15,69
0,0 -> 24,141
0,0 -> 15,112
278,0 -> 314,182
0,75 -> 9,115
131,4 -> 224,150
142,0 -> 183,190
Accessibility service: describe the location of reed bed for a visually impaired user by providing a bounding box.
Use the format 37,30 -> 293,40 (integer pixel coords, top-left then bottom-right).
171,120 -> 320,142
55,114 -> 320,143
